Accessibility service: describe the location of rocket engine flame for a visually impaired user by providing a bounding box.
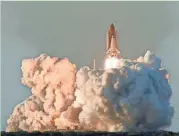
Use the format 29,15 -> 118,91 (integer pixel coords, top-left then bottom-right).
104,57 -> 120,70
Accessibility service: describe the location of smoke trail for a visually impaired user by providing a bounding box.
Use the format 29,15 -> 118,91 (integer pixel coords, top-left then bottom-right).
6,51 -> 174,132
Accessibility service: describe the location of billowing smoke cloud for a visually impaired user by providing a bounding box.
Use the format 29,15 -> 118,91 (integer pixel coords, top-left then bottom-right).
6,51 -> 174,132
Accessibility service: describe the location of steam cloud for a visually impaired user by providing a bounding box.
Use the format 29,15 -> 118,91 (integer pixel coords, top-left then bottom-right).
6,51 -> 174,132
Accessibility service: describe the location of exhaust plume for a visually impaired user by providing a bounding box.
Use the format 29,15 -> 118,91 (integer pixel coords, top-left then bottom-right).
6,51 -> 174,132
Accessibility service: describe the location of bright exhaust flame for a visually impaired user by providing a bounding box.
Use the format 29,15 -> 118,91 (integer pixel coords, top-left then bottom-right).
105,57 -> 120,69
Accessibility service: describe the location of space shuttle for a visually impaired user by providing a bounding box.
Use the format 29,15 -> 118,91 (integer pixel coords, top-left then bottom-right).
105,24 -> 121,59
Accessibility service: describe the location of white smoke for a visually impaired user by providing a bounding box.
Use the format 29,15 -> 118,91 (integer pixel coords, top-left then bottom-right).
6,50 -> 174,132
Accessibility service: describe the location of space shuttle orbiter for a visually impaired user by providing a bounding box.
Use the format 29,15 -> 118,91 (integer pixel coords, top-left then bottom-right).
105,24 -> 121,59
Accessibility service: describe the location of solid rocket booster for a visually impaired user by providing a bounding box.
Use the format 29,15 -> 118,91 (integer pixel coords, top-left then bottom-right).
105,24 -> 121,59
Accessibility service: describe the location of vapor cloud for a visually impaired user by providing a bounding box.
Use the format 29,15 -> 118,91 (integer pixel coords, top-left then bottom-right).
6,51 -> 174,132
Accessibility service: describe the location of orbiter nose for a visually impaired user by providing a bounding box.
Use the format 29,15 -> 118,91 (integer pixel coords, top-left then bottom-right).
109,24 -> 115,32
109,23 -> 116,36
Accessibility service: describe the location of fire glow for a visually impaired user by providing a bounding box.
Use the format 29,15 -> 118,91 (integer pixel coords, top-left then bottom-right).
104,57 -> 120,70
